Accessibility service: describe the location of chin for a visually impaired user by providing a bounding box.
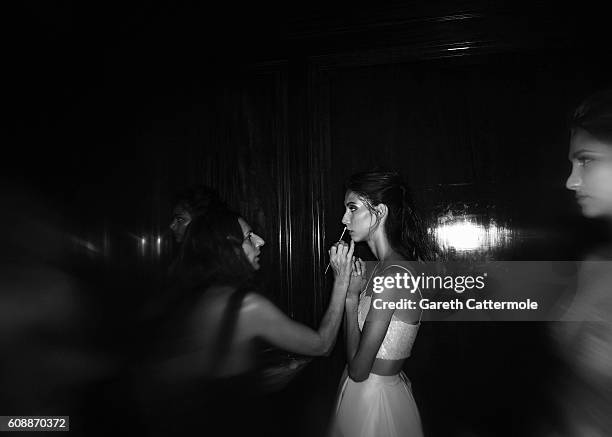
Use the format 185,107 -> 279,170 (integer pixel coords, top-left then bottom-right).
580,205 -> 603,218
351,232 -> 366,243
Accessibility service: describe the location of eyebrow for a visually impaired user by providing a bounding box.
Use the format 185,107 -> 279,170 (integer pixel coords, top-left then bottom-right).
345,201 -> 358,207
571,149 -> 601,159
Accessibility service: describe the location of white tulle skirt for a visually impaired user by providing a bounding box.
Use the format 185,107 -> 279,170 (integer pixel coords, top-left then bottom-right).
329,369 -> 424,437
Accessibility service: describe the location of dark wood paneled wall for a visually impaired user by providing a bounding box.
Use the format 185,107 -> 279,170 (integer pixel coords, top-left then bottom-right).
151,13 -> 610,324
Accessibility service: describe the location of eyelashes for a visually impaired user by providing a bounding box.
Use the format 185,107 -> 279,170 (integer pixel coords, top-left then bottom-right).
577,157 -> 594,166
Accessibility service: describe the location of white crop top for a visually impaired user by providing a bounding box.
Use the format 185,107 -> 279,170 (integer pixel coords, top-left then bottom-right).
357,264 -> 422,360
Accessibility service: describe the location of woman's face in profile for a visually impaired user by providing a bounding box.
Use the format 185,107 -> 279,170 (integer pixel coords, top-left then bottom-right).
342,190 -> 377,242
566,128 -> 612,219
238,218 -> 265,270
169,206 -> 192,243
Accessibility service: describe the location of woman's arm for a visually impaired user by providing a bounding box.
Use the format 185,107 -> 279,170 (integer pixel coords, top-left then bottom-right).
244,241 -> 355,356
344,258 -> 366,362
345,266 -> 419,382
344,296 -> 394,382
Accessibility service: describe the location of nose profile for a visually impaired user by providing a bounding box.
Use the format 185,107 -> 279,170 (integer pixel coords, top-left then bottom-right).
341,212 -> 350,226
566,165 -> 581,191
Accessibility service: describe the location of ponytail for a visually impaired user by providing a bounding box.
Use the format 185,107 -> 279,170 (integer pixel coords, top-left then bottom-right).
398,188 -> 435,261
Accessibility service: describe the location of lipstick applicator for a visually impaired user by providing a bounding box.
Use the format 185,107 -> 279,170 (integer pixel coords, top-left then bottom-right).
324,226 -> 347,275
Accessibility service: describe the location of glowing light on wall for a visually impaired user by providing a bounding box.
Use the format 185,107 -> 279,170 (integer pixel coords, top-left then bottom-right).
140,237 -> 146,257
431,216 -> 512,252
133,233 -> 167,258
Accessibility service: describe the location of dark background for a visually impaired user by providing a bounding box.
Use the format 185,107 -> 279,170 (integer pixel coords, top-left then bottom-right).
3,1 -> 611,436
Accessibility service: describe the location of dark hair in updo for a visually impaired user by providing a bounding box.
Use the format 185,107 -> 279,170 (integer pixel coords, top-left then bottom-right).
176,208 -> 255,289
346,170 -> 436,261
570,88 -> 612,144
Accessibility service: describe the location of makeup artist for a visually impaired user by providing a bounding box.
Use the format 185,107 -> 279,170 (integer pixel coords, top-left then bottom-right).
136,195 -> 356,436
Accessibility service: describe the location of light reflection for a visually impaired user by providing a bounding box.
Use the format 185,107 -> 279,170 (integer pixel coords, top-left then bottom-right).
431,215 -> 512,252
70,236 -> 100,254
135,235 -> 168,258
140,237 -> 146,257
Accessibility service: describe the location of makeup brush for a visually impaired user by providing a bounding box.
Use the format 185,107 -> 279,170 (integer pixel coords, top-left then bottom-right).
324,226 -> 347,275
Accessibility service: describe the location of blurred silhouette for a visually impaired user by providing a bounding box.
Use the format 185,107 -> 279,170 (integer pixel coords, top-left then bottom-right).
0,186 -> 123,435
547,88 -> 612,437
169,185 -> 224,244
165,185 -> 227,285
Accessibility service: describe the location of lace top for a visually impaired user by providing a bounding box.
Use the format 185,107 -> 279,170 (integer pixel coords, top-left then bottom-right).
357,264 -> 421,360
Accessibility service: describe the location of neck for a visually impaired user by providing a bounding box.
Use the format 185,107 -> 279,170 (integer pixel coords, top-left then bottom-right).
367,229 -> 399,262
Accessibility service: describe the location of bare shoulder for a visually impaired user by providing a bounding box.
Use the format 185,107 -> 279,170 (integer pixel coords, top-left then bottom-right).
238,292 -> 295,339
380,263 -> 416,277
373,264 -> 417,296
202,288 -> 275,315
190,289 -> 279,333
240,291 -> 270,312
239,292 -> 282,320
370,263 -> 421,323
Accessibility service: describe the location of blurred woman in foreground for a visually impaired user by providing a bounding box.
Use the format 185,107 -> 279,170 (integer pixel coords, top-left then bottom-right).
140,204 -> 355,436
550,88 -> 612,437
